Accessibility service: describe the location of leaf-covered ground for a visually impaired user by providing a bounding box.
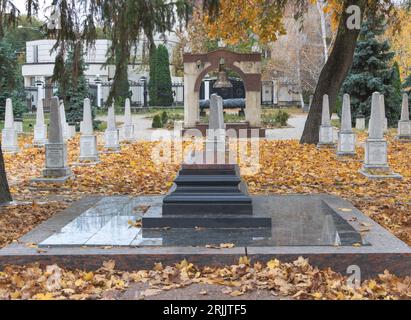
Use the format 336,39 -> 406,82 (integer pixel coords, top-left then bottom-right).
0,132 -> 410,300
3,132 -> 411,246
0,258 -> 410,300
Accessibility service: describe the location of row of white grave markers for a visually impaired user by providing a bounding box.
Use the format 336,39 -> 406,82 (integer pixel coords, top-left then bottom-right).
318,92 -> 408,179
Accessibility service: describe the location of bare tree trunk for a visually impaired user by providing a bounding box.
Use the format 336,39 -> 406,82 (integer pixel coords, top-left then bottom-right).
300,0 -> 366,144
0,143 -> 12,204
316,0 -> 329,63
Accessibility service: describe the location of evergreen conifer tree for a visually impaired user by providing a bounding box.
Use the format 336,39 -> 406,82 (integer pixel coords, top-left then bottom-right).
58,44 -> 90,128
342,16 -> 402,126
155,44 -> 173,106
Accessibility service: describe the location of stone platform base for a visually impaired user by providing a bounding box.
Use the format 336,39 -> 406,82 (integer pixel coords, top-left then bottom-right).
1,195 -> 411,279
31,175 -> 73,184
72,160 -> 101,167
359,169 -> 403,180
317,143 -> 335,149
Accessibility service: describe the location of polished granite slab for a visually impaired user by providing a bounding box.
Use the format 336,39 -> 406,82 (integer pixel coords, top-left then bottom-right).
39,195 -> 366,248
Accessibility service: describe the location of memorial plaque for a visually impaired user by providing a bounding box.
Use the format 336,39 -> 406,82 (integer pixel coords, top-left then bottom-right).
46,144 -> 66,168
80,135 -> 97,158
338,133 -> 355,153
34,126 -> 47,142
122,126 -> 134,140
320,126 -> 333,144
1,129 -> 17,148
105,130 -> 119,149
399,122 -> 411,135
356,118 -> 366,131
366,141 -> 387,165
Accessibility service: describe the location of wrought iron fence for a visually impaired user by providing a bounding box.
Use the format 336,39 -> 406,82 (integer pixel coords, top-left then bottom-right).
24,81 -> 277,111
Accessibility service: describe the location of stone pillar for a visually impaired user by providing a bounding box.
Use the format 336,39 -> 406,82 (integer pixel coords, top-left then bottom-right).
33,98 -> 48,146
245,91 -> 261,127
36,79 -> 45,104
79,98 -> 99,163
380,94 -> 388,132
120,98 -> 135,142
204,78 -> 211,100
1,99 -> 19,153
14,121 -> 23,134
184,63 -> 200,128
33,97 -> 72,183
396,93 -> 411,141
337,94 -> 356,156
355,116 -> 366,131
360,92 -> 401,179
96,82 -> 102,108
59,101 -> 71,140
104,104 -> 120,152
317,94 -> 334,148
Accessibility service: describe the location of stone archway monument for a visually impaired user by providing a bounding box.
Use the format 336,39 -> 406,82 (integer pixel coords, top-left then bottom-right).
183,49 -> 263,130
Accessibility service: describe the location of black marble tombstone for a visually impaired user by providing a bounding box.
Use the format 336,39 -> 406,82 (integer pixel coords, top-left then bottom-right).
142,95 -> 271,229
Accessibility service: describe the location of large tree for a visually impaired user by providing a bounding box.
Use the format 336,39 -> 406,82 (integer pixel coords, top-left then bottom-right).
0,0 -> 38,204
202,0 -> 409,143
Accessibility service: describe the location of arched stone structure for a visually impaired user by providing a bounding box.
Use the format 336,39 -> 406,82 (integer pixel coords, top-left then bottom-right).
183,49 -> 262,127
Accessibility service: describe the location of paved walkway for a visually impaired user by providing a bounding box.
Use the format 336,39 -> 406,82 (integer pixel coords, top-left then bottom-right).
97,113 -> 309,141
265,114 -> 307,141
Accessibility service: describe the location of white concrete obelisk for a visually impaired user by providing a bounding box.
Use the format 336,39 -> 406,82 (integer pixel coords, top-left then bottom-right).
33,98 -> 48,146
396,93 -> 411,141
104,103 -> 120,152
79,98 -> 99,163
1,99 -> 19,153
59,101 -> 71,140
360,92 -> 401,179
355,116 -> 366,131
120,98 -> 135,142
337,94 -> 356,156
317,94 -> 334,148
33,97 -> 72,183
380,94 -> 388,132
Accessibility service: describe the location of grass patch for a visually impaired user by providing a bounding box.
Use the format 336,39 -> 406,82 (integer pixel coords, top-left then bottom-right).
0,113 -> 50,133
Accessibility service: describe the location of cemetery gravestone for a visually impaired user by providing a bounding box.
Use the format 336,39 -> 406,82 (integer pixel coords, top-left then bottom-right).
317,94 -> 335,148
397,93 -> 411,141
360,92 -> 401,179
104,104 -> 120,152
356,116 -> 366,131
33,98 -> 48,146
337,94 -> 356,156
143,94 -> 271,229
79,98 -> 99,163
1,99 -> 19,153
120,98 -> 135,142
33,97 -> 73,183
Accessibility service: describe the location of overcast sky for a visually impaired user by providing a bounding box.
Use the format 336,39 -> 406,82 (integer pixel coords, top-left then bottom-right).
15,0 -> 47,20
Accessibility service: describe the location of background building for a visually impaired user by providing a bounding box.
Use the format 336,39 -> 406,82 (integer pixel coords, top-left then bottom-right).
22,34 -> 184,110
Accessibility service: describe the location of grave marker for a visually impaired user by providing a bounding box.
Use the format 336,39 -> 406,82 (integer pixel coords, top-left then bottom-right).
79,98 -> 99,163
337,94 -> 356,156
1,99 -> 19,153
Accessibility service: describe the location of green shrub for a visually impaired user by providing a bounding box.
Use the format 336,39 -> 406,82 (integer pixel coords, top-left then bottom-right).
274,110 -> 290,127
152,114 -> 163,128
161,111 -> 169,125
